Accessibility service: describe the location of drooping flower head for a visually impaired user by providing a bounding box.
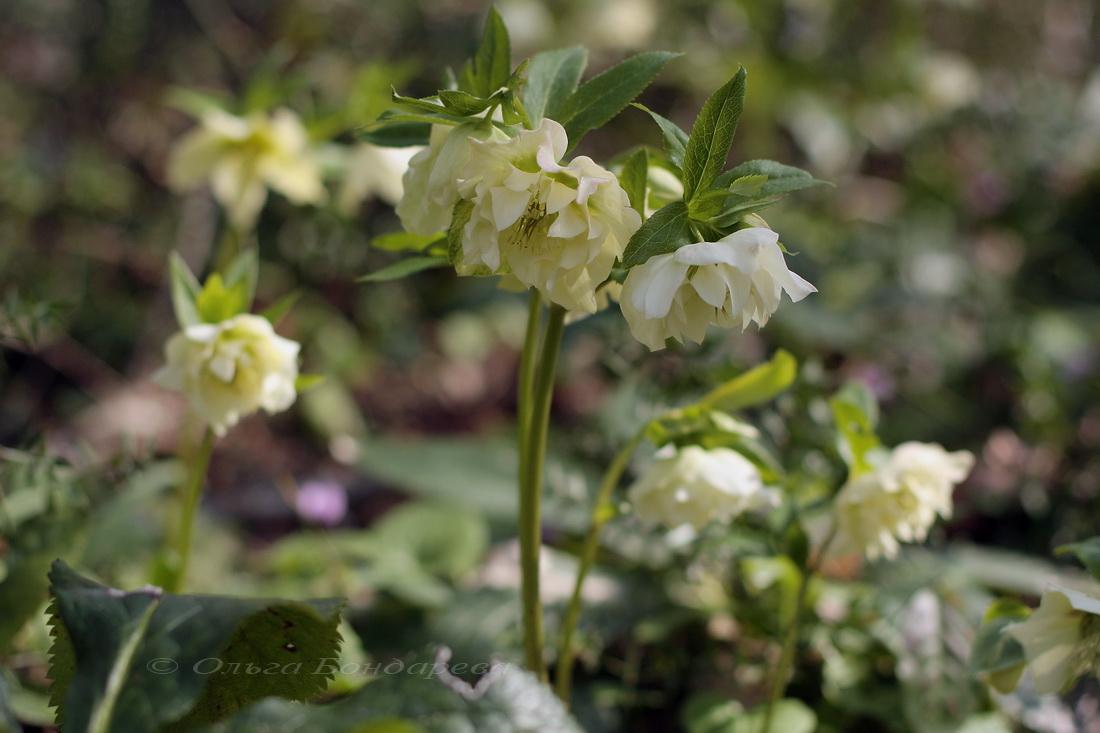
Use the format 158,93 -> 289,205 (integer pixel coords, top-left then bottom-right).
168,108 -> 325,230
457,118 -> 641,313
396,120 -> 508,236
833,441 -> 974,560
155,313 -> 300,435
628,445 -> 779,531
1006,585 -> 1100,695
620,227 -> 816,350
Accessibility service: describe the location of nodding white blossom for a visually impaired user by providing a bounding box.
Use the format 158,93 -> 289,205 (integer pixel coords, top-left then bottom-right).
338,142 -> 420,213
620,227 -> 816,350
396,121 -> 508,236
1006,585 -> 1100,695
168,108 -> 325,230
629,445 -> 779,531
833,442 -> 974,560
457,118 -> 641,313
155,314 -> 300,436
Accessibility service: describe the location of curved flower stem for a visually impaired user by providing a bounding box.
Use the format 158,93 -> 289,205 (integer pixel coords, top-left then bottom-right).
518,302 -> 565,682
555,426 -> 647,703
760,521 -> 837,733
166,427 -> 215,593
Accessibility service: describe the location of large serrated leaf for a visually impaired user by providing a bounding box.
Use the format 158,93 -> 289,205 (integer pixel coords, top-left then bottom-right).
620,200 -> 693,268
682,67 -> 746,204
47,562 -> 344,733
201,655 -> 583,733
556,52 -> 679,151
713,159 -> 829,198
522,47 -> 587,125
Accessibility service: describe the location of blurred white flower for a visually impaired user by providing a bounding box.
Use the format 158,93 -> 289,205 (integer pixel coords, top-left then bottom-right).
396,121 -> 508,236
168,108 -> 325,230
629,445 -> 779,531
620,227 -> 816,350
834,442 -> 974,560
155,314 -> 300,435
338,143 -> 420,213
458,118 -> 641,313
1005,585 -> 1100,695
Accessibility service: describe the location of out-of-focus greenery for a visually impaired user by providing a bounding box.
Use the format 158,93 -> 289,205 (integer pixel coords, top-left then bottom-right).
2,0 -> 1100,731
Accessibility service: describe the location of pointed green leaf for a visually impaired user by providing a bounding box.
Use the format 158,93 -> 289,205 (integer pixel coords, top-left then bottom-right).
829,382 -> 882,474
619,148 -> 649,216
390,92 -> 449,115
372,231 -> 444,253
358,122 -> 432,148
221,249 -> 258,310
358,256 -> 450,282
295,374 -> 325,393
437,90 -> 494,116
682,66 -> 746,203
557,52 -> 680,150
713,159 -> 829,198
169,252 -> 202,328
1055,537 -> 1100,583
259,290 -> 302,327
195,273 -> 249,324
458,8 -> 511,98
634,103 -> 688,171
621,200 -> 693,268
698,349 -> 797,412
47,561 -> 343,733
523,46 -> 588,125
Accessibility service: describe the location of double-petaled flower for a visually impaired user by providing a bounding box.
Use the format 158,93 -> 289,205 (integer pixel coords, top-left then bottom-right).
620,227 -> 816,350
456,118 -> 641,313
168,108 -> 325,230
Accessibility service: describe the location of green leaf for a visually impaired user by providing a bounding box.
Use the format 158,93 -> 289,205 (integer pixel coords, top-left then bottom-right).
619,148 -> 649,216
372,231 -> 444,253
358,122 -> 431,148
682,66 -> 746,204
295,374 -> 325,393
620,200 -> 693,268
359,256 -> 450,283
634,103 -> 688,171
458,8 -> 511,98
371,502 -> 489,582
169,252 -> 203,328
447,199 -> 475,265
437,90 -> 494,116
698,349 -> 797,412
259,291 -> 302,327
221,249 -> 259,309
195,273 -> 249,324
829,382 -> 882,474
203,655 -> 583,733
522,46 -> 587,125
557,52 -> 680,150
713,159 -> 829,198
970,599 -> 1031,693
0,672 -> 21,733
1055,537 -> 1100,583
683,694 -> 816,733
47,561 -> 344,732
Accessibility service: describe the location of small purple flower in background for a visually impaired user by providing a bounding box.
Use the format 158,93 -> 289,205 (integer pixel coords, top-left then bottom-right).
294,480 -> 348,527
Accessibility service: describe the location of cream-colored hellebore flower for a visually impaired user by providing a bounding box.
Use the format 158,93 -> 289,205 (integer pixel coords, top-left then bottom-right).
458,118 -> 641,313
168,108 -> 325,230
1006,585 -> 1100,695
620,227 -> 816,350
833,441 -> 974,560
155,314 -> 300,436
629,445 -> 779,531
338,142 -> 420,213
396,121 -> 509,236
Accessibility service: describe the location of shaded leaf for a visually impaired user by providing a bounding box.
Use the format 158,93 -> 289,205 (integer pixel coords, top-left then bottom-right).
523,47 -> 587,125
358,122 -> 432,148
1054,538 -> 1100,583
169,252 -> 202,328
830,382 -> 882,474
619,148 -> 649,216
359,256 -> 450,283
620,201 -> 693,268
457,8 -> 510,98
682,67 -> 746,203
372,232 -> 444,253
634,103 -> 688,171
714,159 -> 828,198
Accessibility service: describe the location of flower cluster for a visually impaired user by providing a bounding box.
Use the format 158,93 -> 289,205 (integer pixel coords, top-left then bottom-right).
155,314 -> 300,435
833,441 -> 974,560
628,445 -> 779,531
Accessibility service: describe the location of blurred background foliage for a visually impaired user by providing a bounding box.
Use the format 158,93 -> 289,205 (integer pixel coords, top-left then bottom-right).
2,0 -> 1100,731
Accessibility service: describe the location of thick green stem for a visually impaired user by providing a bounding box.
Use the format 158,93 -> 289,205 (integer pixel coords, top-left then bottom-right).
760,523 -> 837,733
167,427 -> 215,593
518,303 -> 565,682
555,427 -> 646,702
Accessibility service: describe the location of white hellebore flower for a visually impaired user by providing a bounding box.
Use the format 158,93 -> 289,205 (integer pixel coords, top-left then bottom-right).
1007,585 -> 1100,694
396,121 -> 508,236
629,445 -> 779,531
833,441 -> 974,560
155,314 -> 300,436
620,228 -> 816,350
338,142 -> 421,213
168,108 -> 325,230
458,118 -> 641,313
